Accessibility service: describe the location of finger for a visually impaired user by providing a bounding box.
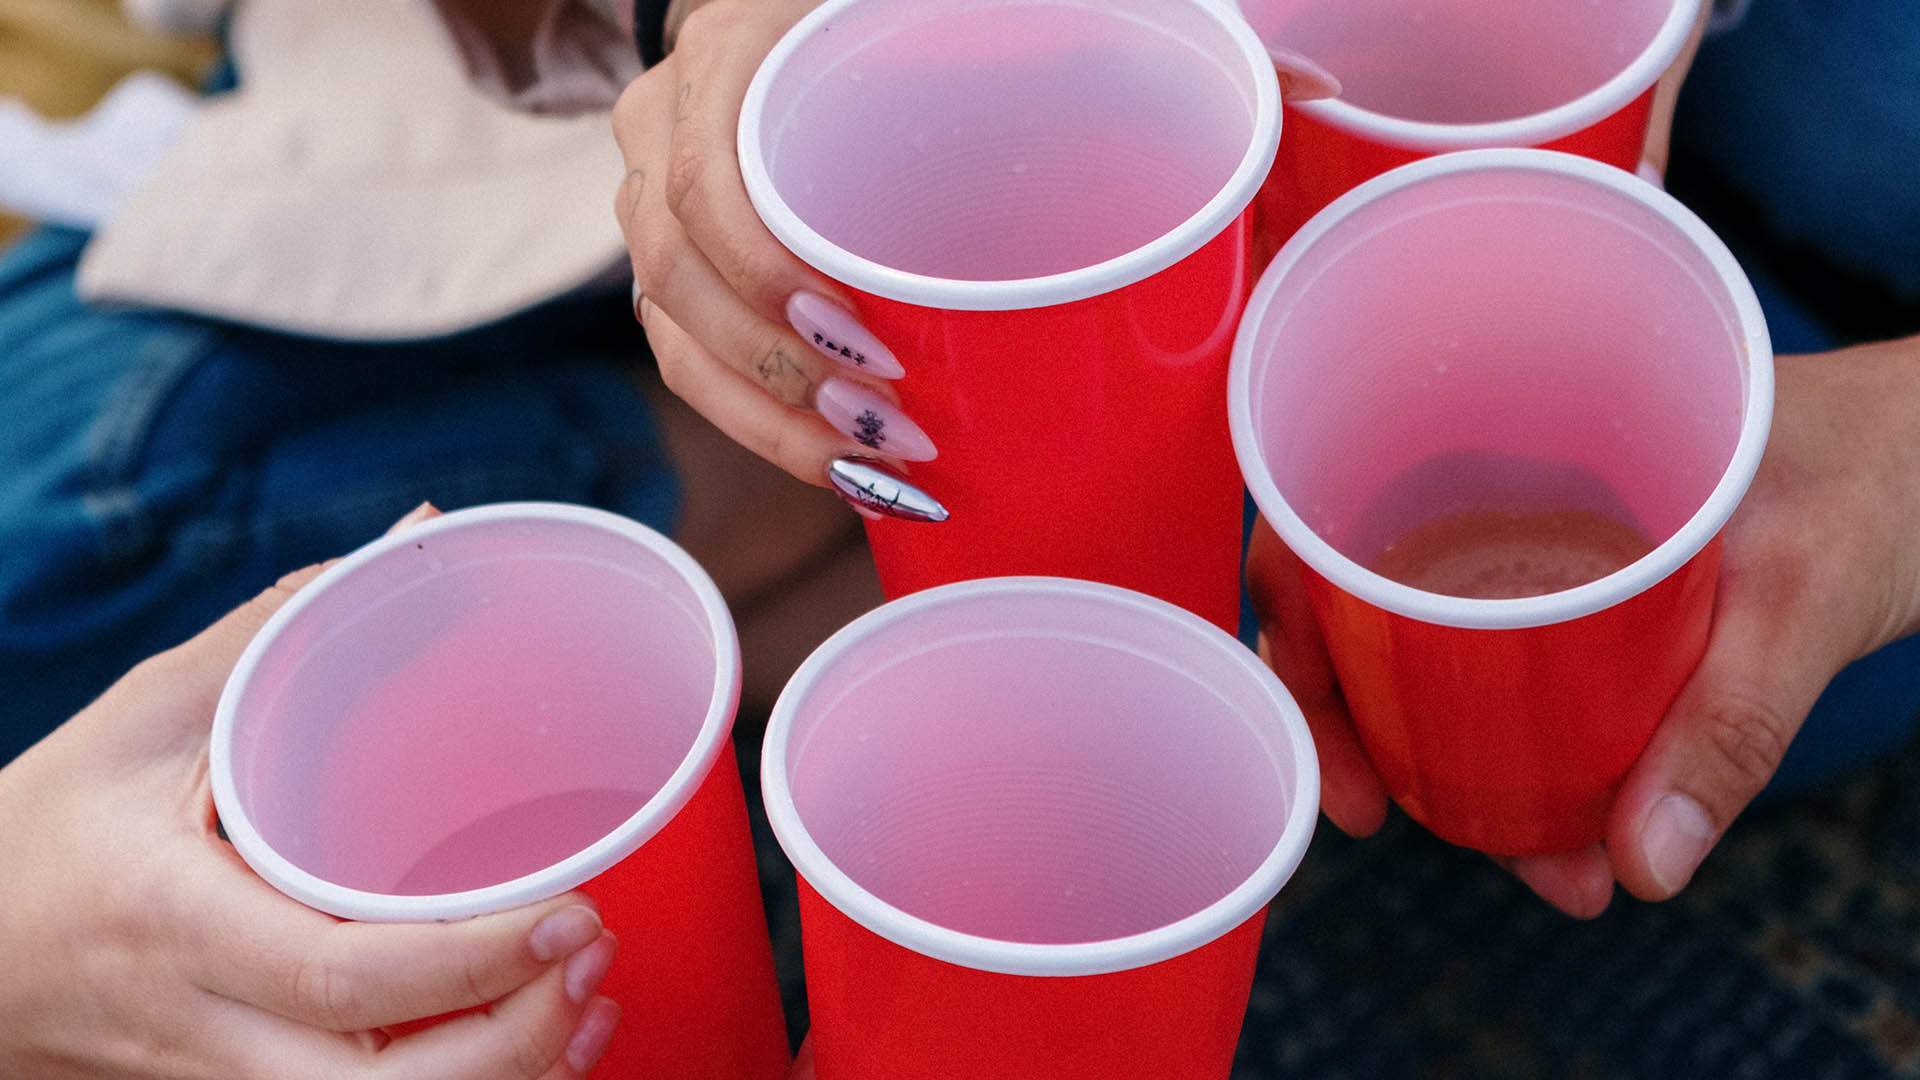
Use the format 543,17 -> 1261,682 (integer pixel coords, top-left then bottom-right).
1641,0 -> 1711,179
617,67 -> 925,463
118,559 -> 337,744
1269,46 -> 1341,102
1496,845 -> 1615,920
131,501 -> 443,731
186,859 -> 607,1033
1604,573 -> 1836,902
198,989 -> 367,1080
641,298 -> 869,485
788,1036 -> 817,1080
623,126 -> 897,417
616,50 -> 908,394
660,1 -> 839,321
1247,519 -> 1389,837
386,501 -> 442,534
373,934 -> 617,1080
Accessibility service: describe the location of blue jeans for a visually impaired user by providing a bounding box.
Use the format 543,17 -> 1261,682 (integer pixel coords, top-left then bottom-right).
0,226 -> 676,764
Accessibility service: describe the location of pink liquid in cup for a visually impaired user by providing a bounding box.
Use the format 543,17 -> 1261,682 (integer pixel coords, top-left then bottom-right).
211,504 -> 789,1078
762,577 -> 1319,1080
1230,151 -> 1773,855
739,0 -> 1282,631
1239,0 -> 1703,257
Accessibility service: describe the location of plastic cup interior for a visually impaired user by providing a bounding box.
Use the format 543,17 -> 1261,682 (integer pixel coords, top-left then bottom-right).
1239,0 -> 1701,147
211,504 -> 740,922
763,578 -> 1318,976
738,0 -> 1280,309
1230,150 -> 1772,630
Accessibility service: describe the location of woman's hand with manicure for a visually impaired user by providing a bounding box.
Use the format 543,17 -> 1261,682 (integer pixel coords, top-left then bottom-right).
0,505 -> 622,1078
613,0 -> 941,514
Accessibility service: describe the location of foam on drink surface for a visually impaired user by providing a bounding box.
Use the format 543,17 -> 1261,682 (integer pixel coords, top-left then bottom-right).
1370,507 -> 1654,599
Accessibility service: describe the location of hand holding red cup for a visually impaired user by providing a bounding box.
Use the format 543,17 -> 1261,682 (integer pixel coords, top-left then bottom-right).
1232,150 -> 1774,874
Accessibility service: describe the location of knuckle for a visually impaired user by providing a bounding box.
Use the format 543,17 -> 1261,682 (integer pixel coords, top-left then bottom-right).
291,949 -> 361,1031
457,947 -> 495,1009
732,247 -> 798,314
614,169 -> 646,238
1702,694 -> 1793,794
677,1 -> 740,44
506,1019 -> 561,1078
766,417 -> 811,481
610,68 -> 664,145
663,136 -> 708,221
750,337 -> 813,408
654,349 -> 686,395
636,228 -> 682,302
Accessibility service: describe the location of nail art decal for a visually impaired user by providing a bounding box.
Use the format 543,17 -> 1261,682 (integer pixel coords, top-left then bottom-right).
816,379 -> 937,462
828,458 -> 950,524
787,292 -> 906,379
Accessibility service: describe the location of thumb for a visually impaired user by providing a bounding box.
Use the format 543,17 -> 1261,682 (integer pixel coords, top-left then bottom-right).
1604,582 -> 1837,902
135,503 -> 443,731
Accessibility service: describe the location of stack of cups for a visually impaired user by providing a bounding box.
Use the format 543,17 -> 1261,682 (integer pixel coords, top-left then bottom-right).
212,505 -> 791,1079
762,578 -> 1319,1078
1239,0 -> 1705,257
1231,151 -> 1773,854
738,0 -> 1284,631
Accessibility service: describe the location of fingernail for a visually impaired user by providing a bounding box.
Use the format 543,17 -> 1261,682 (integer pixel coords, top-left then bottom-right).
787,292 -> 905,379
385,501 -> 438,534
1640,793 -> 1716,896
563,932 -> 617,1005
567,998 -> 621,1074
1268,46 -> 1341,102
529,905 -> 602,963
816,379 -> 936,462
1637,160 -> 1668,189
827,457 -> 950,523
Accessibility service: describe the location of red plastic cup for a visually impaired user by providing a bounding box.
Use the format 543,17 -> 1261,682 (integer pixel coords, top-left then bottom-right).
1239,0 -> 1704,261
737,0 -> 1282,632
762,577 -> 1319,1079
210,504 -> 789,1079
1229,151 -> 1773,856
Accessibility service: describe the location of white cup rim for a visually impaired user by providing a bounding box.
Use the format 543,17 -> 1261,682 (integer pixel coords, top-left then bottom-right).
1228,149 -> 1774,632
737,0 -> 1281,312
761,576 -> 1320,977
1284,0 -> 1704,152
209,503 -> 744,922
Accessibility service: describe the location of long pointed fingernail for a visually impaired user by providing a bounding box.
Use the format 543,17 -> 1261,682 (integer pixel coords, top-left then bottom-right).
817,378 -> 937,461
566,998 -> 621,1073
788,292 -> 905,379
1640,793 -> 1715,896
1269,46 -> 1341,101
828,457 -> 949,523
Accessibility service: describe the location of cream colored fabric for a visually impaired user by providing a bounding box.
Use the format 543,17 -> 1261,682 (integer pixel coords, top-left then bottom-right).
77,0 -> 631,341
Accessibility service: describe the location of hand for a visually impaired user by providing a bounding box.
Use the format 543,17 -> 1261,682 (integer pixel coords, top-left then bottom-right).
0,505 -> 622,1079
613,0 -> 932,507
612,2 -> 1341,513
1250,339 -> 1920,917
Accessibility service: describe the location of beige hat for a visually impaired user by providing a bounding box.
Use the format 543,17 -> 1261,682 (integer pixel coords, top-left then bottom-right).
77,0 -> 635,341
